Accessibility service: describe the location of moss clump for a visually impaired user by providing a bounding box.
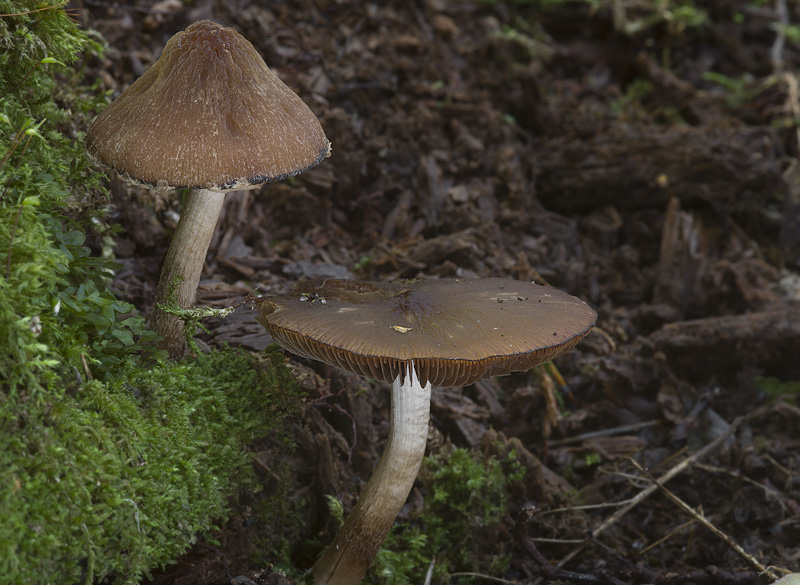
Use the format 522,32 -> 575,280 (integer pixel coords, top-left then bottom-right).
1,3 -> 301,583
370,447 -> 525,585
3,348 -> 299,584
1,0 -> 153,396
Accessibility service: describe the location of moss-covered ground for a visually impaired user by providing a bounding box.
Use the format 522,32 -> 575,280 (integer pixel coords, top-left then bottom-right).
0,3 -> 302,583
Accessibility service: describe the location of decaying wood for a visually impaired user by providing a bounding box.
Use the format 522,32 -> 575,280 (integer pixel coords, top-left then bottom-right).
653,196 -> 705,312
652,308 -> 800,378
537,125 -> 782,214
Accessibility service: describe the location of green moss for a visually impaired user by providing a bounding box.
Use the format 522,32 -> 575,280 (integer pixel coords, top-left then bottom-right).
0,0 -> 143,401
0,3 -> 302,583
369,447 -> 525,585
2,347 -> 301,584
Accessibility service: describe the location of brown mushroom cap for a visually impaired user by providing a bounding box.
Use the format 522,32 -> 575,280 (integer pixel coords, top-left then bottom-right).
85,20 -> 330,191
256,278 -> 597,387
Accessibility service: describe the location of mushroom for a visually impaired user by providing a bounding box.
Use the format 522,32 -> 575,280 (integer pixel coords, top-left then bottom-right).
86,20 -> 331,358
254,277 -> 597,585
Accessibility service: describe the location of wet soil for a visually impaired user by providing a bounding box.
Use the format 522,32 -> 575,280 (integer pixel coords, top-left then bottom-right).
78,0 -> 800,583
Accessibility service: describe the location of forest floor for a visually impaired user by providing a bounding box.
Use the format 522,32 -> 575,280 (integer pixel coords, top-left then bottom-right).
78,0 -> 800,583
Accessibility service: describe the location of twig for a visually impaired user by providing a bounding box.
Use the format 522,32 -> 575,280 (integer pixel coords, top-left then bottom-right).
695,462 -> 785,500
515,507 -> 606,584
638,517 -> 697,554
530,537 -> 585,545
558,411 -> 748,568
423,558 -> 435,585
310,399 -> 358,466
0,1 -> 68,17
696,460 -> 800,523
80,352 -> 93,382
582,529 -> 767,584
0,127 -> 25,171
590,326 -> 617,353
776,399 -> 800,420
1,131 -> 33,199
309,373 -> 364,466
446,572 -> 518,584
540,498 -> 639,516
782,71 -> 800,155
771,0 -> 788,69
549,420 -> 661,447
630,458 -> 779,580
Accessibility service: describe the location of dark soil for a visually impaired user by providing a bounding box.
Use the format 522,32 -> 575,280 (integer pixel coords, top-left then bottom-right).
78,0 -> 800,583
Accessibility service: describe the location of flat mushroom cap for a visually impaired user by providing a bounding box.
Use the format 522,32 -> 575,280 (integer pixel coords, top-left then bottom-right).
256,278 -> 597,387
85,20 -> 331,191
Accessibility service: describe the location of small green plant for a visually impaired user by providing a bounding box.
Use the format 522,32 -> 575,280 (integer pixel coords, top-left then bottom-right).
584,452 -> 602,467
353,255 -> 372,272
479,0 -> 705,37
375,532 -> 429,585
777,23 -> 800,45
611,78 -> 654,118
325,494 -> 347,527
369,447 -> 525,585
754,376 -> 800,404
611,0 -> 707,36
703,71 -> 778,110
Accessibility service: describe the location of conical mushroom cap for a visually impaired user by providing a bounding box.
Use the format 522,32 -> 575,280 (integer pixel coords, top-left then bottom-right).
85,20 -> 331,191
256,278 -> 597,387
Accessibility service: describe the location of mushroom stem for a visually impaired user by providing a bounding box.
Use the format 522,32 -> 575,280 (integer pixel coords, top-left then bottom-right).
151,188 -> 225,359
313,363 -> 432,585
